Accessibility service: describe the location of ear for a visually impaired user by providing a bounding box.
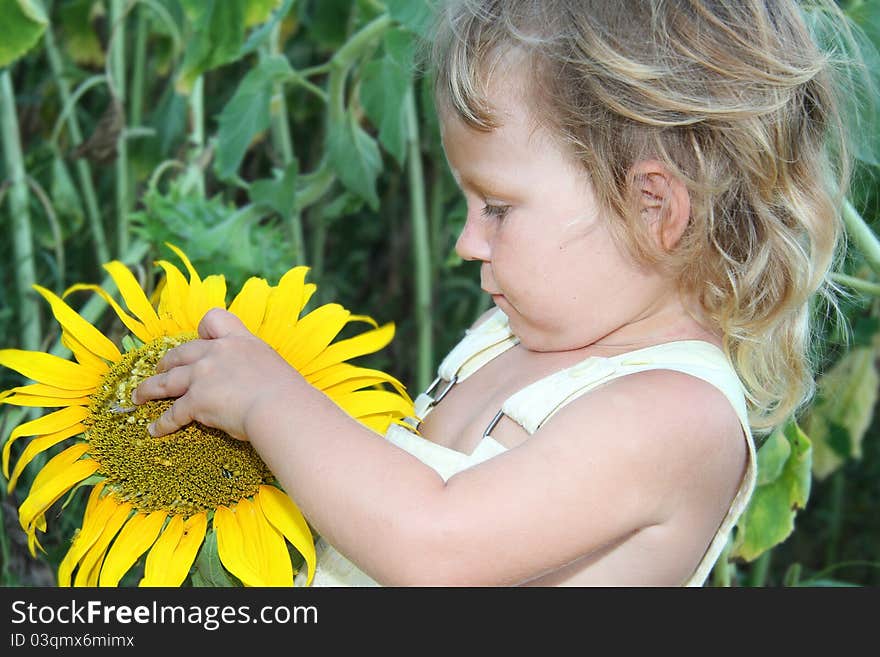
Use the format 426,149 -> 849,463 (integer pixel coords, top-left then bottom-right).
630,160 -> 691,251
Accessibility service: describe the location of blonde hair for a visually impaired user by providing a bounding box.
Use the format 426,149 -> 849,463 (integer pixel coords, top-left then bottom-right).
430,0 -> 864,437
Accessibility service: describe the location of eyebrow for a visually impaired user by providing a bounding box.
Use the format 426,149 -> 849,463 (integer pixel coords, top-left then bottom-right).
453,170 -> 510,198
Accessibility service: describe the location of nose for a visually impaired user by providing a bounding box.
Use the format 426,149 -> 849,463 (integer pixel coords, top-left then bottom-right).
454,209 -> 492,262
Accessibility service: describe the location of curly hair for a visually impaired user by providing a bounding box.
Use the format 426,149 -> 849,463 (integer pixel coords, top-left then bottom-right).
429,0 -> 865,436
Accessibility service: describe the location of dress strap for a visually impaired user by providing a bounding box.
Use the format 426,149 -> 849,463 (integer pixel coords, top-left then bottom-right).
501,340 -> 751,435
412,307 -> 518,421
495,339 -> 757,587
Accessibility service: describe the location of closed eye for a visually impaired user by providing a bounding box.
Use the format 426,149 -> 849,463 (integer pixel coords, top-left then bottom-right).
481,204 -> 511,219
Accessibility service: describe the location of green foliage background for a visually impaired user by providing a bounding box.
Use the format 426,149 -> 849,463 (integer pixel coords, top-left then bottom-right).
1,0 -> 879,587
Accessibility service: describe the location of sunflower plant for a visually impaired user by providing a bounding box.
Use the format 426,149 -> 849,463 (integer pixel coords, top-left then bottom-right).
0,244 -> 414,587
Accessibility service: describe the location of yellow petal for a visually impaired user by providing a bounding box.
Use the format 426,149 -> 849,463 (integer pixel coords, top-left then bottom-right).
140,515 -> 183,586
315,366 -> 411,400
347,314 -> 379,329
99,510 -> 168,586
300,283 -> 317,314
214,505 -> 266,586
275,303 -> 350,368
258,485 -> 316,586
2,382 -> 95,399
140,513 -> 207,587
8,423 -> 85,491
34,285 -> 121,363
74,501 -> 132,587
257,267 -> 310,346
0,349 -> 103,390
228,277 -> 271,334
20,456 -> 98,556
3,407 -> 88,478
200,274 -> 227,311
357,413 -> 396,434
58,485 -> 117,586
64,283 -> 153,343
242,496 -> 293,586
329,389 -> 415,420
28,442 -> 90,495
102,261 -> 163,338
0,393 -> 92,408
61,332 -> 111,377
165,242 -> 201,285
300,322 -> 396,376
155,260 -> 192,331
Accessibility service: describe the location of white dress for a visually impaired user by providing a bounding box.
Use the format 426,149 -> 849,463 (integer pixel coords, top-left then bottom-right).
294,308 -> 757,587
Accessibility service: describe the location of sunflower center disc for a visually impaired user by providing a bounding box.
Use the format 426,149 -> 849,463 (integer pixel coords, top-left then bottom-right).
85,334 -> 272,515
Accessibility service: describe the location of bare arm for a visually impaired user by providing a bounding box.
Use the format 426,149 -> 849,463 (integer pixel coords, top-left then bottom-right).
134,308 -> 741,585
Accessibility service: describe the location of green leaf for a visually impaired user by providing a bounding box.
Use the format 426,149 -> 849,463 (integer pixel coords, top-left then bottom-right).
0,0 -> 48,68
385,0 -> 434,37
730,420 -> 812,562
360,28 -> 415,165
214,54 -> 294,180
191,529 -> 241,587
806,4 -> 880,166
327,110 -> 382,210
781,420 -> 811,509
240,0 -> 296,57
51,156 -> 85,232
176,0 -> 248,94
249,159 -> 299,222
131,190 -> 286,289
754,428 -> 790,486
57,0 -> 105,68
147,85 -> 188,158
245,0 -> 282,26
801,345 -> 879,480
297,0 -> 353,49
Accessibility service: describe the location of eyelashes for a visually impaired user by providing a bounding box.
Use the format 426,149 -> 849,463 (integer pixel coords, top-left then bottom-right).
481,204 -> 511,220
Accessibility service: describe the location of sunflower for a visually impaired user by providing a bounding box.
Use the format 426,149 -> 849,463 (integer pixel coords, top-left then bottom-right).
0,244 -> 413,587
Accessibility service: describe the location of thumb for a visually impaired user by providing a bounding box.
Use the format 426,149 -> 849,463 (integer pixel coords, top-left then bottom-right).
198,307 -> 251,339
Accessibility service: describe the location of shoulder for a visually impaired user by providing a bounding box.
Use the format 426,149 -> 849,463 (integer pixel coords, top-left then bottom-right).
534,367 -> 748,520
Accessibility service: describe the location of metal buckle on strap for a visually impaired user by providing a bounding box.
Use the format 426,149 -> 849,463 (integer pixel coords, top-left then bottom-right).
424,374 -> 458,408
482,409 -> 504,438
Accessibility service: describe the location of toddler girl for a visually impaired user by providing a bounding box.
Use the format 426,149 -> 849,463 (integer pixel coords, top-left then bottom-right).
133,0 -> 853,586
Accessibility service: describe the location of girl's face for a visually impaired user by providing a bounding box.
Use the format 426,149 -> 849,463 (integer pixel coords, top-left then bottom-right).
440,84 -> 676,353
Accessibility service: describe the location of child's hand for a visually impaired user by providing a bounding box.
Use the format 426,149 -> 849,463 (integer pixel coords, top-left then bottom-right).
132,308 -> 300,440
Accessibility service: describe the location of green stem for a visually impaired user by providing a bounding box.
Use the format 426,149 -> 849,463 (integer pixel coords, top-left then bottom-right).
429,163 -> 445,279
830,272 -> 880,297
843,199 -> 880,276
749,550 -> 772,587
300,167 -> 335,276
181,76 -> 206,198
43,27 -> 109,265
405,88 -> 433,392
330,14 -> 393,71
0,70 -> 41,351
712,535 -> 734,587
266,22 -> 304,265
0,502 -> 12,585
25,176 -> 65,292
130,3 -> 148,130
825,469 -> 846,568
310,204 -> 327,283
109,0 -> 130,256
325,13 -> 392,123
297,166 -> 335,208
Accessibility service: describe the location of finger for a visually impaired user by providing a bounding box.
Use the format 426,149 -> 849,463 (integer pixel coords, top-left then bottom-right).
148,396 -> 195,437
132,368 -> 190,404
155,340 -> 208,373
198,308 -> 252,340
